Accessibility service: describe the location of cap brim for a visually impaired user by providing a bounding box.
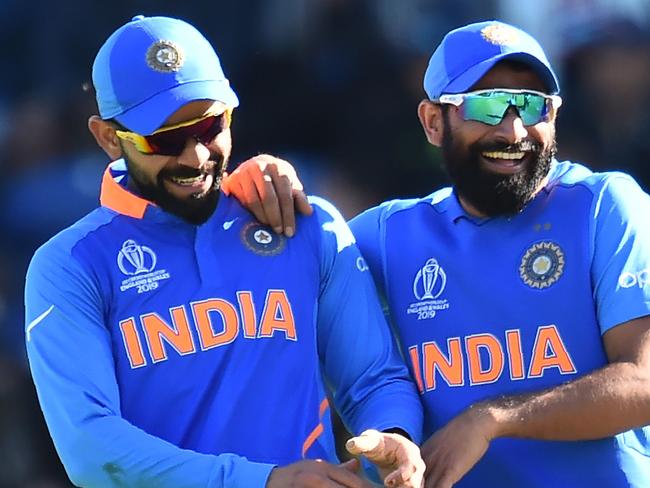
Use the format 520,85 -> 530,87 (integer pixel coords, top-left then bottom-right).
114,79 -> 239,134
443,52 -> 560,95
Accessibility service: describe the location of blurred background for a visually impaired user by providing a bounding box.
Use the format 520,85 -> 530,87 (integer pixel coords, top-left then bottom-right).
1,0 -> 649,485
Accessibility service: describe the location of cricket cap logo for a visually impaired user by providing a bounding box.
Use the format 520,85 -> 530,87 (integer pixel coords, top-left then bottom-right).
413,258 -> 447,300
117,239 -> 157,276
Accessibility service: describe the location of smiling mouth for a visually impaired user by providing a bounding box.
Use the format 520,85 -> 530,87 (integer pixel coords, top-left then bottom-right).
168,174 -> 209,186
479,150 -> 531,174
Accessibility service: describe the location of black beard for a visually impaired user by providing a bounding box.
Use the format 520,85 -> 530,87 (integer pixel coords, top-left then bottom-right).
125,155 -> 226,225
441,113 -> 556,217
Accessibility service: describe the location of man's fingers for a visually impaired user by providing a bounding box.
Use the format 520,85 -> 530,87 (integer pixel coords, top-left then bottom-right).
327,462 -> 374,488
268,170 -> 296,237
339,458 -> 361,472
229,176 -> 267,224
294,189 -> 314,217
346,429 -> 384,457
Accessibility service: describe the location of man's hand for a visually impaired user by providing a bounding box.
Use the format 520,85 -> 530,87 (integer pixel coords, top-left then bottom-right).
421,407 -> 495,488
266,458 -> 374,488
346,429 -> 425,488
222,154 -> 312,237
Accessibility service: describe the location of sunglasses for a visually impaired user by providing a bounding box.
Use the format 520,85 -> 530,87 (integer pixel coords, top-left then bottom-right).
437,89 -> 562,126
115,109 -> 233,156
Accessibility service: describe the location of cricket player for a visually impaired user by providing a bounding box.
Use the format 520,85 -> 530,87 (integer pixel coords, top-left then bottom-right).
24,15 -> 425,488
225,20 -> 650,488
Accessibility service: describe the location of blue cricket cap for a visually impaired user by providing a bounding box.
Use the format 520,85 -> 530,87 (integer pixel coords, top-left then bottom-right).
92,15 -> 239,135
423,20 -> 560,99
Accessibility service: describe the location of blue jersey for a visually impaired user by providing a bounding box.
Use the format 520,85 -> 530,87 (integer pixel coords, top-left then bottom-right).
25,160 -> 422,488
351,160 -> 650,487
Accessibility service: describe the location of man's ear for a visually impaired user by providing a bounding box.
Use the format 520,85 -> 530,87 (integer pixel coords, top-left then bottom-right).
88,115 -> 123,160
417,100 -> 445,147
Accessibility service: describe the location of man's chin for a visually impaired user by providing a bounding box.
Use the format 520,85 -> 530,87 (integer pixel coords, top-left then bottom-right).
152,187 -> 220,225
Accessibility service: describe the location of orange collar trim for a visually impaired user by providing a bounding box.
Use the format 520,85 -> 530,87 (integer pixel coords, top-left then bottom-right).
99,164 -> 152,219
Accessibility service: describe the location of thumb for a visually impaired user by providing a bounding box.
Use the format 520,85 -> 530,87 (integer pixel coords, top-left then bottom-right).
346,429 -> 384,458
293,189 -> 314,216
339,458 -> 361,473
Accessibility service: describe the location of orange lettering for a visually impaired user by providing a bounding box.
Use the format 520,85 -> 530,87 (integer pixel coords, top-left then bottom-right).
529,325 -> 576,377
423,338 -> 463,391
259,290 -> 296,340
119,318 -> 146,368
192,299 -> 239,350
466,334 -> 504,385
237,291 -> 257,338
505,329 -> 525,380
142,307 -> 195,363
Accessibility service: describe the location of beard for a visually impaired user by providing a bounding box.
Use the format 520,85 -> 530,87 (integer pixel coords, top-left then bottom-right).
441,112 -> 556,217
125,152 -> 227,225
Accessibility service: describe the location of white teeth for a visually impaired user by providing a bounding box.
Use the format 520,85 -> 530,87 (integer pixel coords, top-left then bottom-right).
482,151 -> 525,160
169,175 -> 206,185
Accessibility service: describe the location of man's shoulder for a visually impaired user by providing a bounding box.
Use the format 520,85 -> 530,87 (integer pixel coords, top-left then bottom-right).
353,188 -> 453,226
31,207 -> 118,268
551,160 -> 641,194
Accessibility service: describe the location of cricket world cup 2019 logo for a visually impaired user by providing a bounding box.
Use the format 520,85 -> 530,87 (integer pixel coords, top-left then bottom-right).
407,257 -> 450,321
117,239 -> 171,294
118,240 -> 156,275
413,258 -> 446,300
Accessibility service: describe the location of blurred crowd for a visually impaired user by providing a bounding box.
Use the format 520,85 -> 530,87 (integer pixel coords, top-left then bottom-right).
1,0 -> 649,485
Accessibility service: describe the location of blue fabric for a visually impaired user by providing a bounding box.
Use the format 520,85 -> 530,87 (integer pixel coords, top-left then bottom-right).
350,160 -> 650,487
423,20 -> 560,98
24,168 -> 421,487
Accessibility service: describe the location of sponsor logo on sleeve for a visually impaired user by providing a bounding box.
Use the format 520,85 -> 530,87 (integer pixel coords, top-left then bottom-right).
618,268 -> 650,289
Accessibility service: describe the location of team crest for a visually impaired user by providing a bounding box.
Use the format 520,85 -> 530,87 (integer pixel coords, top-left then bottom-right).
519,241 -> 565,289
481,24 -> 520,46
241,222 -> 286,256
146,40 -> 185,72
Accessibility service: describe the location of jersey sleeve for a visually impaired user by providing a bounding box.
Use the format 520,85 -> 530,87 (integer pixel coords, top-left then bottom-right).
311,197 -> 422,444
591,174 -> 650,334
348,205 -> 387,297
25,240 -> 274,488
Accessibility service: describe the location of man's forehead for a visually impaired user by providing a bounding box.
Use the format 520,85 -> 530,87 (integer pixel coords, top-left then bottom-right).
471,61 -> 549,92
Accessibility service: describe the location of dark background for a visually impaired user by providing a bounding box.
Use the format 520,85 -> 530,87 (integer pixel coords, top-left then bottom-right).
1,1 -> 649,485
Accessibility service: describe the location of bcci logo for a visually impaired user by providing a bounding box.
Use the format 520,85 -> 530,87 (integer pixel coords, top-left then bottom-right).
519,241 -> 565,289
117,240 -> 170,294
118,240 -> 156,275
241,222 -> 286,256
481,23 -> 520,46
407,257 -> 450,321
146,40 -> 185,73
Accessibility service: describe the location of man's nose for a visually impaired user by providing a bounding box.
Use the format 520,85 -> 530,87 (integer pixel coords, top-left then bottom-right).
493,106 -> 529,144
176,138 -> 211,168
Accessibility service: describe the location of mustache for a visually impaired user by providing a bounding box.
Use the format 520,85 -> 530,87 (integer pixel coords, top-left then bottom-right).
475,140 -> 541,153
159,154 -> 224,179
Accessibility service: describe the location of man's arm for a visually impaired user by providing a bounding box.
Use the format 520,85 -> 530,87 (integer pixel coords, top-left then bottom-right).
423,174 -> 650,488
422,315 -> 650,488
311,197 -> 424,487
25,242 -> 278,488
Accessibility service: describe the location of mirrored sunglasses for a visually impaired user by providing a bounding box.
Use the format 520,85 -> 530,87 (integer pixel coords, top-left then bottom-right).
115,109 -> 233,156
437,89 -> 562,126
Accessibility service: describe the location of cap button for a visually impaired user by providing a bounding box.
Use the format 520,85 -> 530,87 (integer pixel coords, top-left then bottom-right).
131,15 -> 145,21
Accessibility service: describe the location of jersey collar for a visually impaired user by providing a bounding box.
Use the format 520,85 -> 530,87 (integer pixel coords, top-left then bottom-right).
439,159 -> 560,224
99,159 -> 154,219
